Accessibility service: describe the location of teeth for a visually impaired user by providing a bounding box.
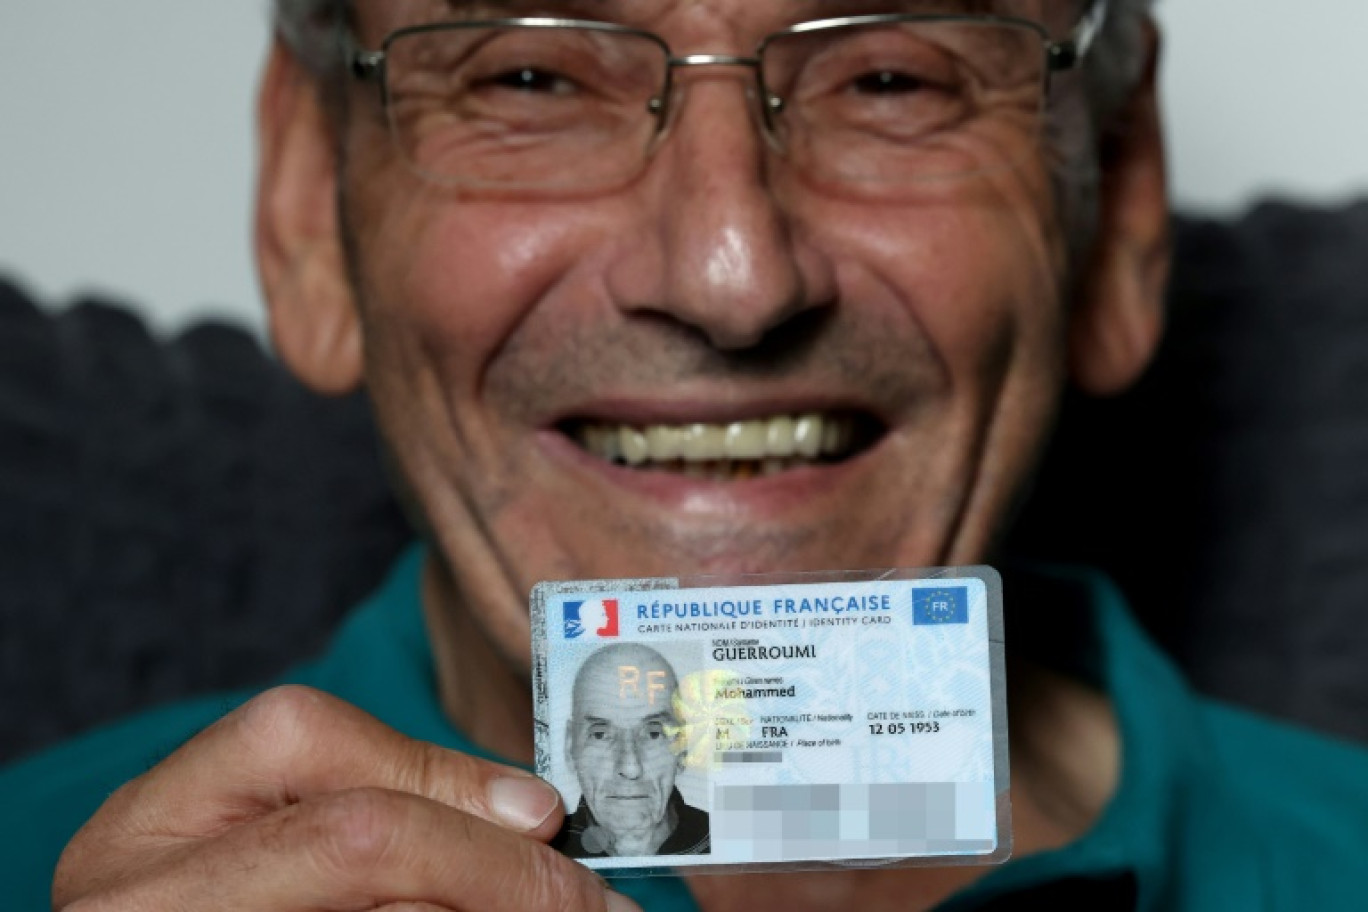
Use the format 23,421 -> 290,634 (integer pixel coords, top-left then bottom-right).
645,425 -> 684,461
724,420 -> 768,460
765,416 -> 796,457
821,419 -> 841,454
793,414 -> 823,458
576,412 -> 864,472
585,425 -> 620,462
684,423 -> 726,462
821,418 -> 852,456
619,427 -> 649,466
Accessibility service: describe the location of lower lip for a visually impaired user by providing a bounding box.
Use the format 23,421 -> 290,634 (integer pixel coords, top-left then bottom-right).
539,429 -> 876,517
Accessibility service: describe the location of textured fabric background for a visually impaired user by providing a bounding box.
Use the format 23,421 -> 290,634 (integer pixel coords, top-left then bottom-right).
1,202 -> 1365,763
0,290 -> 413,760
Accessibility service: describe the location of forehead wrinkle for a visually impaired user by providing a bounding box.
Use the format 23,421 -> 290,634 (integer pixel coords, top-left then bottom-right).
360,0 -> 612,30
356,0 -> 1060,50
393,0 -> 1045,28
438,0 -> 613,17
792,0 -> 1049,23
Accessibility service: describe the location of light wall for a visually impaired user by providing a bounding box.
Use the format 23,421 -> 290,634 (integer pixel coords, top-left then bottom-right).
2,2 -> 1366,339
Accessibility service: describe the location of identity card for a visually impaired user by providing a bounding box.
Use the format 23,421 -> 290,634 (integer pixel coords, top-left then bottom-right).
531,567 -> 1010,875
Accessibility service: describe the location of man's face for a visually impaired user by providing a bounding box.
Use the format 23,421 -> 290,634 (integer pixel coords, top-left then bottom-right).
332,0 -> 1096,661
567,648 -> 681,838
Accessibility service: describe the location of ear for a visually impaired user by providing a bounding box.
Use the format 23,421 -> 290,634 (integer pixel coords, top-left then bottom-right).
1068,20 -> 1171,397
255,40 -> 363,396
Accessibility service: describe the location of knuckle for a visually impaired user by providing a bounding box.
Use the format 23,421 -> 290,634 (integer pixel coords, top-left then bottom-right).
398,738 -> 441,798
311,787 -> 407,876
52,849 -> 85,908
52,830 -> 88,898
56,896 -> 124,912
55,897 -> 104,912
54,880 -> 144,912
507,842 -> 605,912
404,740 -> 485,808
52,793 -> 133,904
56,878 -> 181,912
237,685 -> 332,763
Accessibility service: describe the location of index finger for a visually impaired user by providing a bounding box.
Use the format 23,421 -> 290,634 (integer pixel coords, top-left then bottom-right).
91,686 -> 564,842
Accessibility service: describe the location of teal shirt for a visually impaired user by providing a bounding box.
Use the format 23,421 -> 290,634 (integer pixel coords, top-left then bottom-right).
3,549 -> 1366,910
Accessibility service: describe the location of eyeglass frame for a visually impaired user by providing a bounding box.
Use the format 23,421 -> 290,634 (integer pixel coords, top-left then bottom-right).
342,0 -> 1111,185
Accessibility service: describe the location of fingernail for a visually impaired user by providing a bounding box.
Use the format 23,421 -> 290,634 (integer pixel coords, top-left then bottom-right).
488,776 -> 559,831
605,892 -> 643,912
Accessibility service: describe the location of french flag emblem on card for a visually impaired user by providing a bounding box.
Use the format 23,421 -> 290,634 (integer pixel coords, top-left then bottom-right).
563,599 -> 620,639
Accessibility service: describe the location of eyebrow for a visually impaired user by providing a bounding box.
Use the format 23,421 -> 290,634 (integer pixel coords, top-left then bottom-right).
579,712 -> 675,726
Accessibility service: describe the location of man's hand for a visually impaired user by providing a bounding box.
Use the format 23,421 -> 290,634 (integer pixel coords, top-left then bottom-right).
53,686 -> 638,912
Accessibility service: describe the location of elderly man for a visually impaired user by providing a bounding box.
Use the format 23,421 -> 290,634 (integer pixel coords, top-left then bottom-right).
3,0 -> 1366,909
558,644 -> 710,858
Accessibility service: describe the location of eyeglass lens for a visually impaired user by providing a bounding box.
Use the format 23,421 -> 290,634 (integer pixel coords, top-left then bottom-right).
380,19 -> 1050,192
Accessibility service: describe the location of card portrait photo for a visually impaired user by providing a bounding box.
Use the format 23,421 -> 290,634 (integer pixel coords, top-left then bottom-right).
544,639 -> 711,859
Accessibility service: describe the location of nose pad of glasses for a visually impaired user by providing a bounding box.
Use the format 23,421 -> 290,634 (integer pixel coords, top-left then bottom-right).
642,76 -> 788,165
641,89 -> 673,162
759,93 -> 789,156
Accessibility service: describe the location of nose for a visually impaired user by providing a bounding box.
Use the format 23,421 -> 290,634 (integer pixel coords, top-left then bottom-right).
614,734 -> 643,780
613,64 -> 834,351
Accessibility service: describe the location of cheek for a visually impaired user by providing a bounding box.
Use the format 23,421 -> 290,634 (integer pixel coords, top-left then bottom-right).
355,191 -> 590,384
928,212 -> 1064,385
647,759 -> 677,791
577,744 -> 612,775
812,174 -> 1068,395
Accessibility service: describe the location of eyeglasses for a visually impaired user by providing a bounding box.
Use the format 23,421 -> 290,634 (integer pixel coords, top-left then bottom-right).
347,2 -> 1109,195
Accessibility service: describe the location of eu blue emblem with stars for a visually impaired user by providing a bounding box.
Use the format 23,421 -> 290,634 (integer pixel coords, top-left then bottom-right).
913,587 -> 969,625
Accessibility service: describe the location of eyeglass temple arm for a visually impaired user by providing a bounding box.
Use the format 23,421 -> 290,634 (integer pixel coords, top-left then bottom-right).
1048,0 -> 1111,71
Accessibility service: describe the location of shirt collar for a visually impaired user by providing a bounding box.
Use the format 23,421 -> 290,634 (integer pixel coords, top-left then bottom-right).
948,563 -> 1265,909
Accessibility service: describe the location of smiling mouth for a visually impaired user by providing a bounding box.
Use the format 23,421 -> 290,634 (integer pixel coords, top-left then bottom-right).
565,412 -> 882,482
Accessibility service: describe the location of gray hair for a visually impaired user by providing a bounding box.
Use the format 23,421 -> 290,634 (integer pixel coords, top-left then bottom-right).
272,0 -> 1156,253
274,0 -> 349,76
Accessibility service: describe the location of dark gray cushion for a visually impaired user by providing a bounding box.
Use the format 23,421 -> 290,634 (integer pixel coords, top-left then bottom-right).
1007,200 -> 1368,744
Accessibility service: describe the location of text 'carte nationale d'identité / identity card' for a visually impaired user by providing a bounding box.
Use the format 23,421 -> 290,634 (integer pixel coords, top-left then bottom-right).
531,568 -> 1010,876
